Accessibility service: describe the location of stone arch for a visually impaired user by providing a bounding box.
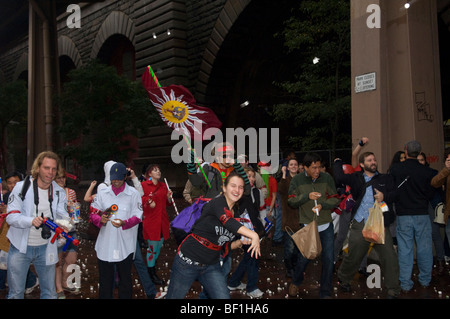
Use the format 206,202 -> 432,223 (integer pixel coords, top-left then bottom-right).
13,52 -> 28,81
90,11 -> 136,60
58,35 -> 82,67
195,0 -> 251,101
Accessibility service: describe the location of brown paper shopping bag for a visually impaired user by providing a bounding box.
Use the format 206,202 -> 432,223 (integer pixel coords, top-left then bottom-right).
286,215 -> 322,260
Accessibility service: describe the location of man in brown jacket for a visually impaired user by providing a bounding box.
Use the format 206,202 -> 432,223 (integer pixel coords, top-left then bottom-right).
278,157 -> 300,277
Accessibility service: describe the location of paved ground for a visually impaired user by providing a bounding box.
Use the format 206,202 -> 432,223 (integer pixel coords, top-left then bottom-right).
2,198 -> 450,301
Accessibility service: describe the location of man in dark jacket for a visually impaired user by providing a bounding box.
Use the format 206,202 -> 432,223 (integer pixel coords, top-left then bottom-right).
288,153 -> 339,299
333,152 -> 400,298
389,140 -> 435,293
187,142 -> 249,198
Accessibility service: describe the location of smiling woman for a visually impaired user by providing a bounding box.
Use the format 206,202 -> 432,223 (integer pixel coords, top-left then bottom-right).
166,172 -> 260,299
222,173 -> 245,207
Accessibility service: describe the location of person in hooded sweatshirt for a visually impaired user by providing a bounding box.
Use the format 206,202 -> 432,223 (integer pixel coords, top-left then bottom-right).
97,160 -> 116,192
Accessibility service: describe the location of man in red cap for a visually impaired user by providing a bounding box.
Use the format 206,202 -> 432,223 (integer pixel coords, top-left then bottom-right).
187,142 -> 249,198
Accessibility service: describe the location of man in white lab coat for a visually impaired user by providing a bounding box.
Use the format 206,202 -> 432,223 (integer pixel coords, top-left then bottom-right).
90,162 -> 143,299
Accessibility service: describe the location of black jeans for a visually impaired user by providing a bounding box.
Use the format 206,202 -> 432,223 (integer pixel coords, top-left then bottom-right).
97,253 -> 133,299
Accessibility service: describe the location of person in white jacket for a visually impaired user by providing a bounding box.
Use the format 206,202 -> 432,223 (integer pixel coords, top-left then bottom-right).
6,151 -> 69,299
90,162 -> 143,299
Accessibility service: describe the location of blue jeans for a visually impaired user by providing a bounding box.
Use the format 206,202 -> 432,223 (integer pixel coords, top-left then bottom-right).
273,194 -> 283,242
428,203 -> 445,261
25,269 -> 37,288
7,244 -> 56,299
166,253 -> 230,299
446,222 -> 450,248
0,267 -> 38,290
133,241 -> 157,298
292,222 -> 334,298
0,269 -> 6,289
283,231 -> 299,272
199,254 -> 231,299
396,215 -> 433,290
228,246 -> 259,292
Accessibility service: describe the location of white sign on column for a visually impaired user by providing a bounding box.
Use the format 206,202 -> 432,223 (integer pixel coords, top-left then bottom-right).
355,72 -> 376,93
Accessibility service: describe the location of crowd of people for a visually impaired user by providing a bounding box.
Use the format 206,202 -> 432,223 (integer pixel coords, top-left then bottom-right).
0,137 -> 449,300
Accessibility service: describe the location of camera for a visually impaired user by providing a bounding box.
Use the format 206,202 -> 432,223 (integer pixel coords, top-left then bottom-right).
35,213 -> 52,239
41,223 -> 51,239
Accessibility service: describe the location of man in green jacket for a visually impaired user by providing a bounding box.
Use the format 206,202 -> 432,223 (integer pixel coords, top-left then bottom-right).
287,152 -> 339,299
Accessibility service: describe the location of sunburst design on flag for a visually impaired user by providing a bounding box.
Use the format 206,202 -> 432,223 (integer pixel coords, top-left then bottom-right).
149,87 -> 207,138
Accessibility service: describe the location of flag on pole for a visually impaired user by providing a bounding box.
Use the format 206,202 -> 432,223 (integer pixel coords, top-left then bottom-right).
142,66 -> 222,141
142,65 -> 161,90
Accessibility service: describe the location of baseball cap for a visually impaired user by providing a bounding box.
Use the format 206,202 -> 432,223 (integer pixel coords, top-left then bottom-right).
110,162 -> 127,181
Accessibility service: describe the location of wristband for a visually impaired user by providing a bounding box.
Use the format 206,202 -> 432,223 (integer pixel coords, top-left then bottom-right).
359,140 -> 365,147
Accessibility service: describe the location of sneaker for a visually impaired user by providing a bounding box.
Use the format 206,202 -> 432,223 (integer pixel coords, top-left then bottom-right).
338,280 -> 351,293
25,278 -> 39,295
288,283 -> 299,297
155,291 -> 166,299
228,282 -> 246,291
63,286 -> 81,295
57,291 -> 66,299
246,288 -> 264,298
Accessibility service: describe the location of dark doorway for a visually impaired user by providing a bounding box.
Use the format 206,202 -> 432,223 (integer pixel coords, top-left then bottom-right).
205,0 -> 301,151
97,34 -> 136,80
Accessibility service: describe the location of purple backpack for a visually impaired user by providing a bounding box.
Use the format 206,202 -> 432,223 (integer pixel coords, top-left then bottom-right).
171,197 -> 210,244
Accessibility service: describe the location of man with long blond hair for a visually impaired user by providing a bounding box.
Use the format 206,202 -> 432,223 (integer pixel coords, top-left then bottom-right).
6,151 -> 69,299
30,151 -> 63,181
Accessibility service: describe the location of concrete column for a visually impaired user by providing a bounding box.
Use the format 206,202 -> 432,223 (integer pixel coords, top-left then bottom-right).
27,0 -> 60,169
351,0 -> 444,171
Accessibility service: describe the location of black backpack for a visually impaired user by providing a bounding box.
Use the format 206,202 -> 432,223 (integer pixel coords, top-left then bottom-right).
18,176 -> 32,201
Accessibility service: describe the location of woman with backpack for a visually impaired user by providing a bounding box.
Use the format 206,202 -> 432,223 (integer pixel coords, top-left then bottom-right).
166,172 -> 261,299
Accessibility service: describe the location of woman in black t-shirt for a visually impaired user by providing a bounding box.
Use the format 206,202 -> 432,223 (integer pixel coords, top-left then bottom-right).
166,172 -> 261,299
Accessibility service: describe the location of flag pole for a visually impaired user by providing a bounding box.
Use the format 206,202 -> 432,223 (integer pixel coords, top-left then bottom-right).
164,178 -> 179,215
182,135 -> 211,189
146,65 -> 211,189
147,65 -> 161,88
